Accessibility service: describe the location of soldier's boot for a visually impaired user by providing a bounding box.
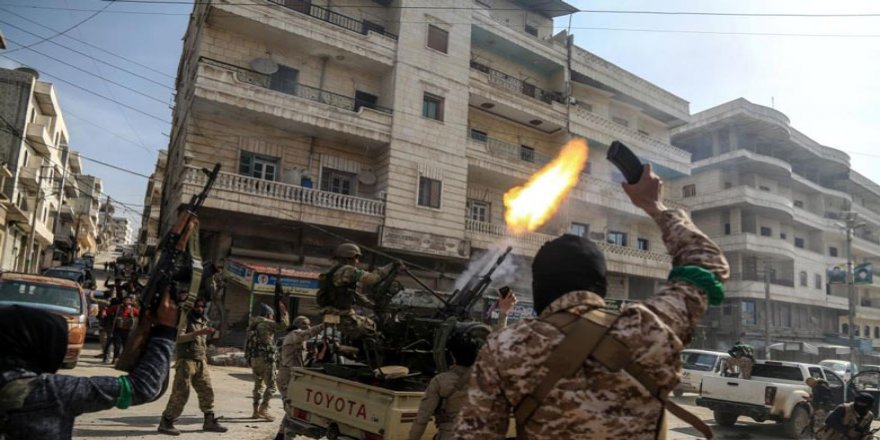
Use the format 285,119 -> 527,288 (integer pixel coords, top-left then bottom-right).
251,402 -> 260,419
202,412 -> 228,432
257,402 -> 275,421
157,416 -> 180,436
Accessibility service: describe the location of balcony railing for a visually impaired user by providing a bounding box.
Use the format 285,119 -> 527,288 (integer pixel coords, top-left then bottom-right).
729,273 -> 795,288
201,57 -> 393,114
470,60 -> 563,105
267,0 -> 397,40
183,166 -> 385,217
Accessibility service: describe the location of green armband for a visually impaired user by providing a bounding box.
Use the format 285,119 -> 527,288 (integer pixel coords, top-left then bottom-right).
668,265 -> 724,306
116,376 -> 133,409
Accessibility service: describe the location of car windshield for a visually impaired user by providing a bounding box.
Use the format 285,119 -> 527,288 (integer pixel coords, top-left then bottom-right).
682,352 -> 718,371
44,269 -> 82,282
0,280 -> 81,314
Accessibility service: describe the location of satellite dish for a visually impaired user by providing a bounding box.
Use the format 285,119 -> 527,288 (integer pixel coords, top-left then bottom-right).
358,171 -> 377,186
250,57 -> 278,75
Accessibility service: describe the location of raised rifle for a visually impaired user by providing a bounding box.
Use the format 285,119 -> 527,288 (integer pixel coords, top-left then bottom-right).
274,266 -> 283,323
115,164 -> 221,374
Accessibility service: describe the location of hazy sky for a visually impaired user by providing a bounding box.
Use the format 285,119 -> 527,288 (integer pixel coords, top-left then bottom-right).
1,0 -> 879,232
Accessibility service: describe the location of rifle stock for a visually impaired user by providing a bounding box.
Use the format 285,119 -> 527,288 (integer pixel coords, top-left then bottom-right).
115,164 -> 220,374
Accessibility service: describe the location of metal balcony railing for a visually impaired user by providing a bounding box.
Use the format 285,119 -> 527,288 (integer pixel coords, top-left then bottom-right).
267,0 -> 397,40
729,273 -> 796,288
201,57 -> 393,114
470,60 -> 563,105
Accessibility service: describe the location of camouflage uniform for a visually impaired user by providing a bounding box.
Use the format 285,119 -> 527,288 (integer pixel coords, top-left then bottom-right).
323,263 -> 394,338
247,314 -> 289,408
817,403 -> 875,440
279,323 -> 325,399
724,356 -> 754,379
410,365 -> 471,440
162,313 -> 216,420
454,209 -> 729,440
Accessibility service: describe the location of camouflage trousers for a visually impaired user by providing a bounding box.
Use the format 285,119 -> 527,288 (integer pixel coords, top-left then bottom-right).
162,358 -> 215,419
812,408 -> 828,436
252,357 -> 277,405
338,314 -> 376,340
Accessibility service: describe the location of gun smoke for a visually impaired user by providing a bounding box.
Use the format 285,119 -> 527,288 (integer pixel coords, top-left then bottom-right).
454,239 -> 531,299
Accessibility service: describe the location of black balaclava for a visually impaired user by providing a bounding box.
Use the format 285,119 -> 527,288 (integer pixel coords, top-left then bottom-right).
0,305 -> 68,374
532,234 -> 607,315
855,393 -> 874,416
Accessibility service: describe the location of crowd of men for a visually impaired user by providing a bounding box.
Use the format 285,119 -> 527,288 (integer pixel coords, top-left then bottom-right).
2,164 -> 880,440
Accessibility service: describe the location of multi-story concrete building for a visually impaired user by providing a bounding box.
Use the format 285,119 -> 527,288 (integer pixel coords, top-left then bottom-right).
73,174 -> 103,256
0,67 -> 72,272
109,217 -> 134,247
671,98 -> 880,358
162,0 -> 694,325
137,150 -> 166,265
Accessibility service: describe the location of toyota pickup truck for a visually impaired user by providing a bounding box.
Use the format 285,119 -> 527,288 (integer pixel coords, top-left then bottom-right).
696,360 -> 847,438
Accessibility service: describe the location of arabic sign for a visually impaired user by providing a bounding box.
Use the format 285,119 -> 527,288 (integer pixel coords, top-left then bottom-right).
225,259 -> 253,288
379,226 -> 470,259
252,272 -> 320,297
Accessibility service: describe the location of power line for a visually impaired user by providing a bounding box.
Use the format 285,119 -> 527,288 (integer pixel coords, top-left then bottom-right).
64,111 -> 164,153
2,1 -> 116,55
0,18 -> 175,88
1,54 -> 171,124
2,4 -> 189,16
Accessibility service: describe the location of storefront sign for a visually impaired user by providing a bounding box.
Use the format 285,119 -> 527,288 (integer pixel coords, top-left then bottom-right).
379,226 -> 470,259
225,259 -> 254,288
252,271 -> 320,297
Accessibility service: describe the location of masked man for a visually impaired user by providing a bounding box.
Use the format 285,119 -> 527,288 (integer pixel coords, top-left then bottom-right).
817,393 -> 875,440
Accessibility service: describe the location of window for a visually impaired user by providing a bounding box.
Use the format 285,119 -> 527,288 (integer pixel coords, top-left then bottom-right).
269,65 -> 298,95
842,323 -> 849,335
22,150 -> 28,168
320,168 -> 357,195
611,116 -> 629,127
723,304 -> 732,316
724,182 -> 733,189
724,223 -> 731,235
780,233 -> 787,240
354,91 -> 378,112
426,25 -> 449,53
467,200 -> 490,222
867,326 -> 871,338
799,271 -> 808,287
759,185 -> 771,192
637,238 -> 650,251
815,274 -> 822,290
856,326 -> 861,337
524,24 -> 538,37
607,231 -> 627,247
760,227 -> 772,237
682,184 -> 696,198
795,237 -> 805,248
794,200 -> 804,208
418,176 -> 442,208
569,222 -> 588,237
422,93 -> 444,121
830,247 -> 839,257
519,145 -> 535,163
469,128 -> 488,142
824,370 -> 844,388
742,300 -> 756,326
239,152 -> 278,181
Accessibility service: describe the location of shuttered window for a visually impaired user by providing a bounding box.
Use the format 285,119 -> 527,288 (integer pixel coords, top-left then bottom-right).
427,25 -> 449,53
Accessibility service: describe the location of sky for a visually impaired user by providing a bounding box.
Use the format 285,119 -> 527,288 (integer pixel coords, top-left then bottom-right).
1,0 -> 879,233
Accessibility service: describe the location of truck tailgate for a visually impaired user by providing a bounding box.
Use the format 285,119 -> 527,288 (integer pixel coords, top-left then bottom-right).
700,376 -> 767,406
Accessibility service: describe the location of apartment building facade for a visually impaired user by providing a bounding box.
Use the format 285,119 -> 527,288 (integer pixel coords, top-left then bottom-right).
109,217 -> 134,247
162,0 -> 694,325
671,98 -> 880,358
137,150 -> 166,265
74,174 -> 103,257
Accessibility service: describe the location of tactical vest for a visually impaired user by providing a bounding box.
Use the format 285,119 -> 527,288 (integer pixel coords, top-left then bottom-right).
316,265 -> 358,309
245,320 -> 278,362
177,316 -> 208,360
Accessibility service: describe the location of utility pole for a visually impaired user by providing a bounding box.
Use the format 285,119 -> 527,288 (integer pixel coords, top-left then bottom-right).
50,147 -> 70,260
764,266 -> 773,359
845,212 -> 858,366
25,164 -> 45,273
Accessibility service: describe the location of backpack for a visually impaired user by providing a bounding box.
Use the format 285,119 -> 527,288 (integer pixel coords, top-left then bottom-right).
316,265 -> 350,309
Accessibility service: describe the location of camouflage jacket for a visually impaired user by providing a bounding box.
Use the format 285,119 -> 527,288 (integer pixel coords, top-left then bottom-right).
454,209 -> 729,440
280,323 -> 325,369
176,313 -> 209,360
0,326 -> 175,440
410,365 -> 471,440
324,263 -> 394,312
246,314 -> 290,362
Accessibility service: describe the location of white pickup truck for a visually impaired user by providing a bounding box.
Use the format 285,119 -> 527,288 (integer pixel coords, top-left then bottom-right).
696,360 -> 848,438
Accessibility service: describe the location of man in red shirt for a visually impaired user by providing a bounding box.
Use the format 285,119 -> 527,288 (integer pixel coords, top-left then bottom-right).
102,295 -> 140,364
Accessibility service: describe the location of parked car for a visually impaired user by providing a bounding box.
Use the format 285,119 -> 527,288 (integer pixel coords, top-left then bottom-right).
674,349 -> 730,397
697,360 -> 847,438
42,265 -> 95,287
85,290 -> 108,340
819,359 -> 857,382
0,273 -> 89,368
70,258 -> 93,270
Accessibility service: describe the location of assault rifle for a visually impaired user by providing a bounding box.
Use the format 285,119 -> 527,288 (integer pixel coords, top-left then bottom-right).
116,164 -> 221,374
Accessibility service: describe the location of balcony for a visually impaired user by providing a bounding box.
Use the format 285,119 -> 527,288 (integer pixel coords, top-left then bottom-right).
208,0 -> 396,68
724,273 -> 844,309
469,62 -> 566,130
470,8 -> 567,63
180,166 -> 385,232
18,165 -> 40,189
25,124 -> 52,156
33,81 -> 60,116
33,220 -> 54,246
569,105 -> 691,176
195,58 -> 392,145
465,219 -> 672,279
685,186 -> 793,215
852,202 -> 880,228
714,234 -> 798,260
60,204 -> 75,221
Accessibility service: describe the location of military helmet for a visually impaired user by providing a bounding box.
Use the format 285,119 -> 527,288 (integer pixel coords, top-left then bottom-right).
292,315 -> 310,328
334,243 -> 362,259
447,322 -> 491,367
256,303 -> 274,318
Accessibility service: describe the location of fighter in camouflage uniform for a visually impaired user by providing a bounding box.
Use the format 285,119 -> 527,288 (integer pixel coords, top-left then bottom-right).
455,164 -> 730,440
320,243 -> 397,339
158,298 -> 227,435
246,302 -> 289,421
274,316 -> 325,440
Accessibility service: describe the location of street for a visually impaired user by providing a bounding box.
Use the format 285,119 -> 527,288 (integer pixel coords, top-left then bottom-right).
68,339 -> 828,440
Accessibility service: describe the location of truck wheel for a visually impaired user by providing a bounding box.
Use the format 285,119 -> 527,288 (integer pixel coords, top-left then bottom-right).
713,410 -> 738,427
784,405 -> 810,439
673,389 -> 684,398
